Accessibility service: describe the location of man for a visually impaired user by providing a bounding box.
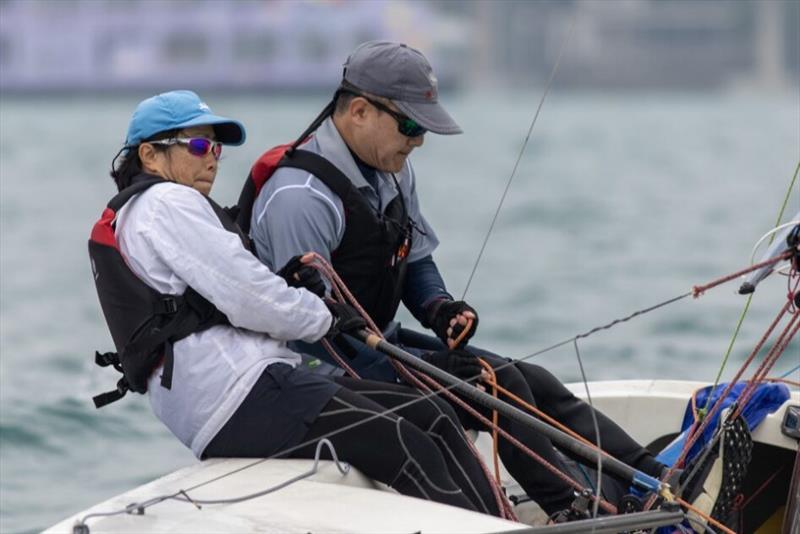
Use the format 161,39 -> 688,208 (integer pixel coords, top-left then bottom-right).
248,41 -> 666,516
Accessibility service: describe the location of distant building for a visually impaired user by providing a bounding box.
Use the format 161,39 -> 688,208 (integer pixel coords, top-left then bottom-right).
451,0 -> 798,90
0,0 -> 469,93
1,0 -> 796,93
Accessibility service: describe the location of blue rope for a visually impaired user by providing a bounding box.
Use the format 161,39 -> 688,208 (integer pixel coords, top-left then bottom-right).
779,363 -> 800,379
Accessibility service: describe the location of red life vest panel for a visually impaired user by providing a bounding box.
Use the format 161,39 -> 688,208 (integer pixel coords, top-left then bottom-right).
235,142 -> 296,235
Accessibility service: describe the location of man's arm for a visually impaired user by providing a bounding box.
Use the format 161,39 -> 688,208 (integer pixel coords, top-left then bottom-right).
397,166 -> 478,347
402,255 -> 452,324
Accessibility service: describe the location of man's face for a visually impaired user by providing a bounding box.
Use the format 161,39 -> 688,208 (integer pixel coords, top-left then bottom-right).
357,97 -> 425,173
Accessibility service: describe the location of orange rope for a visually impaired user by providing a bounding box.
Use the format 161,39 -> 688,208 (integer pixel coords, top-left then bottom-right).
306,255 -> 516,519
677,496 -> 738,534
309,252 -> 618,516
764,377 -> 800,387
412,369 -> 618,515
479,359 -> 622,465
478,359 -> 502,483
404,367 -> 518,518
448,317 -> 474,349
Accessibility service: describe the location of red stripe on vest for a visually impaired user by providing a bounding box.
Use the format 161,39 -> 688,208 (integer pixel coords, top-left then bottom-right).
90,208 -> 118,249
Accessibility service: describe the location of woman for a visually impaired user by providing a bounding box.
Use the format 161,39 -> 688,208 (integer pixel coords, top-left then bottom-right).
90,90 -> 501,516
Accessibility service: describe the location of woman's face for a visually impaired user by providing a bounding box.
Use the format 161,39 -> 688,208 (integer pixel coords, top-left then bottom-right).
141,125 -> 219,195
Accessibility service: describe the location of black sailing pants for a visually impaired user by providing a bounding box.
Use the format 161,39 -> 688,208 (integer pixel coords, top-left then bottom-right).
204,364 -> 500,516
397,328 -> 665,516
294,377 -> 501,516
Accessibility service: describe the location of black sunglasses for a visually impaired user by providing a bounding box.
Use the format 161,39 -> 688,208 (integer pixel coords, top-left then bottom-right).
341,90 -> 427,138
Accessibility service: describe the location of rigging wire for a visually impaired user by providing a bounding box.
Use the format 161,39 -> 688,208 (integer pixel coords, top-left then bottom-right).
460,11 -> 578,301
699,161 -> 799,417
74,438 -> 348,530
573,339 -> 603,522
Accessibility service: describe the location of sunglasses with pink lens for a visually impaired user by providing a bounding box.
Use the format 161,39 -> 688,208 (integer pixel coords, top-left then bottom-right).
150,138 -> 223,160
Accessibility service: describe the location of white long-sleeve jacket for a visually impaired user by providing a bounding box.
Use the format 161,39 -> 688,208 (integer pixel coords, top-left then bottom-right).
116,181 -> 332,457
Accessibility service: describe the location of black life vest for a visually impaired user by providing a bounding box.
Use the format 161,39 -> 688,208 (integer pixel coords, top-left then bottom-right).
237,145 -> 412,331
89,175 -> 246,408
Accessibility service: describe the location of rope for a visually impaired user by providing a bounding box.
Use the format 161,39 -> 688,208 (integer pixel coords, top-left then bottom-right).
478,358 -> 502,484
732,312 -> 799,420
320,338 -> 360,378
449,318 -> 474,349
699,297 -> 752,419
572,339 -> 604,519
691,251 -> 793,297
576,292 -> 693,340
311,252 -> 798,520
79,250 -> 794,527
310,253 -> 625,517
305,253 -> 516,520
492,377 -> 604,452
778,362 -> 800,378
701,164 -> 799,415
74,438 -> 348,530
676,496 -> 737,534
647,297 -> 797,515
411,369 -> 618,515
764,377 -> 800,387
673,299 -> 792,470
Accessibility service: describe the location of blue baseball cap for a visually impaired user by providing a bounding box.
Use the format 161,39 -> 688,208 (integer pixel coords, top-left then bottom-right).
124,90 -> 246,147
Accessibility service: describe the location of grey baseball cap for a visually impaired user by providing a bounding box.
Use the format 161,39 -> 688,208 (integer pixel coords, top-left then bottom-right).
343,41 -> 462,135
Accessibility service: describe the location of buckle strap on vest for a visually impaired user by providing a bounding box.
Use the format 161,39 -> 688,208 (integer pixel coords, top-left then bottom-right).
160,341 -> 174,389
92,378 -> 129,408
154,296 -> 180,315
94,350 -> 123,373
94,350 -> 118,367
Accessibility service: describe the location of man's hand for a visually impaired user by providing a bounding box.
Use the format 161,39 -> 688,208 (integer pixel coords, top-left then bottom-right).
276,254 -> 326,298
426,299 -> 479,348
326,302 -> 367,338
420,349 -> 482,381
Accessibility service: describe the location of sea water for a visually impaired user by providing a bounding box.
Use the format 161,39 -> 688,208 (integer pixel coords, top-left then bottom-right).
1,91 -> 798,533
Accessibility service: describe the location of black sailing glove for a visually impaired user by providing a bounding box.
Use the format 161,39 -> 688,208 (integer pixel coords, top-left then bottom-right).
425,299 -> 479,348
326,302 -> 367,339
276,255 -> 326,298
420,349 -> 482,381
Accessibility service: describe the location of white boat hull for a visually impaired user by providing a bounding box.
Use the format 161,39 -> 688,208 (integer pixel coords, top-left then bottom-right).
45,380 -> 799,534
